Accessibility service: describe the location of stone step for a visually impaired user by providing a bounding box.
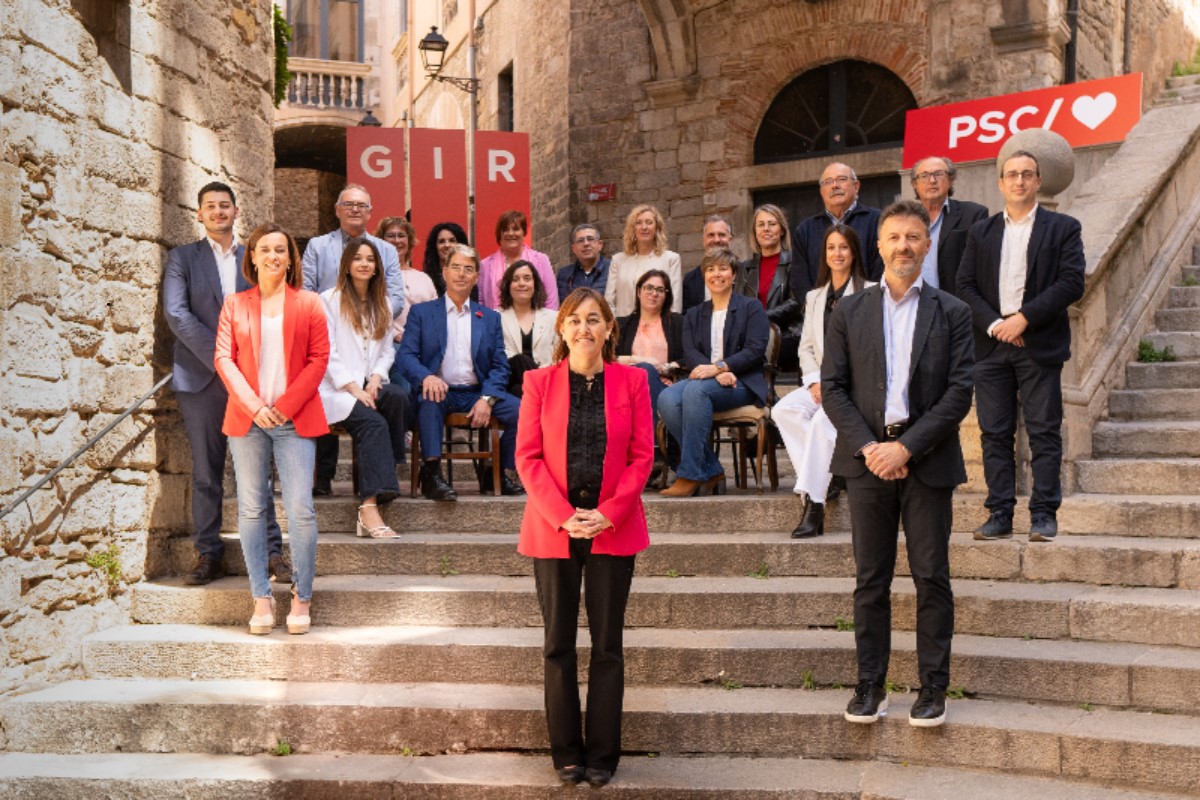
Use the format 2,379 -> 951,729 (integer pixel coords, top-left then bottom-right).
0,752 -> 1183,800
1166,73 -> 1200,90
1126,361 -> 1200,389
1107,387 -> 1200,420
1167,286 -> 1200,307
1075,460 -> 1200,498
168,530 -> 1200,589
1142,330 -> 1200,359
1153,307 -> 1200,331
130,575 -> 1200,647
83,624 -> 1200,713
2,680 -> 1197,794
1092,420 -> 1200,457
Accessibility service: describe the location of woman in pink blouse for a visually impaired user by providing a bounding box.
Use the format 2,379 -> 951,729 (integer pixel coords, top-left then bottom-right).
478,210 -> 559,311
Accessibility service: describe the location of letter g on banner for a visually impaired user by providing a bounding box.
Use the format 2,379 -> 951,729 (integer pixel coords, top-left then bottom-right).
361,145 -> 393,179
347,128 -> 407,224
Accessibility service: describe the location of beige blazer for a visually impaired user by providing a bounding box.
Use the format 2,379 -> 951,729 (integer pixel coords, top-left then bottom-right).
798,280 -> 875,386
500,306 -> 558,367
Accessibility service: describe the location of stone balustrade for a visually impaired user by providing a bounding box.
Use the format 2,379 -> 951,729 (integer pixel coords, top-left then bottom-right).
284,57 -> 373,111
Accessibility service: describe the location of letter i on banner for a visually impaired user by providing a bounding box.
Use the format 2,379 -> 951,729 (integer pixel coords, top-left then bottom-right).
474,131 -> 531,251
410,128 -> 469,271
346,128 -> 407,232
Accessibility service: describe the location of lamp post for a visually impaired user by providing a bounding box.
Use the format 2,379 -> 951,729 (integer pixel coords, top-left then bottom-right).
418,22 -> 481,242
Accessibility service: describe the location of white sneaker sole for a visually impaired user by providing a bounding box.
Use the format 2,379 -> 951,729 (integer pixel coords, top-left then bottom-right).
909,711 -> 946,727
844,697 -> 888,723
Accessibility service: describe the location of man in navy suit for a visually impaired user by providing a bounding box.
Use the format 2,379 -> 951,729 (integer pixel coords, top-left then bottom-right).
957,151 -> 1085,542
163,182 -> 286,585
909,156 -> 989,293
682,215 -> 734,313
792,162 -> 884,302
397,244 -> 522,501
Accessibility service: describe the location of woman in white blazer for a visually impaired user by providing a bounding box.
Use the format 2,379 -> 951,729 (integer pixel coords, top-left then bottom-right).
774,224 -> 873,538
498,260 -> 559,397
318,238 -> 408,539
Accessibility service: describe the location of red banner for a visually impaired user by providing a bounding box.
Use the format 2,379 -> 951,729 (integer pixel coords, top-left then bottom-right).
473,131 -> 531,255
346,127 -> 407,231
408,128 -> 469,270
902,73 -> 1143,168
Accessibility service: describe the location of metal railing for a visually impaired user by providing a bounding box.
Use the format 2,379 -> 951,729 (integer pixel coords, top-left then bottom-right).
0,372 -> 174,522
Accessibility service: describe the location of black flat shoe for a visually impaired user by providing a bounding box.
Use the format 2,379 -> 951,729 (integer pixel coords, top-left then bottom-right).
557,766 -> 585,784
584,767 -> 612,787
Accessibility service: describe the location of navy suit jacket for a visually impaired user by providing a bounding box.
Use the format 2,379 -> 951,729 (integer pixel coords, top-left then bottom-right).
821,283 -> 975,488
792,204 -> 884,303
955,207 -> 1085,366
682,292 -> 770,406
936,198 -> 990,293
397,297 -> 511,398
163,239 -> 251,393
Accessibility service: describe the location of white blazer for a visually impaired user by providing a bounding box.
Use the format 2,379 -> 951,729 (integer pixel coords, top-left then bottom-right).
798,280 -> 876,386
500,306 -> 558,367
318,288 -> 395,424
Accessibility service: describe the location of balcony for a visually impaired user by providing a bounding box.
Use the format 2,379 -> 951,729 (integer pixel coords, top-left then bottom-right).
285,57 -> 373,111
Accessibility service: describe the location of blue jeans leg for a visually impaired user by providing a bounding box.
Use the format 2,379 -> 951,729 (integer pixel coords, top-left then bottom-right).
229,425 -> 276,599
658,378 -> 754,481
271,424 -> 318,602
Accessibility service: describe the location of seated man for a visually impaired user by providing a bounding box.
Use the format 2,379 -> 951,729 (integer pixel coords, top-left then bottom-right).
398,244 -> 523,501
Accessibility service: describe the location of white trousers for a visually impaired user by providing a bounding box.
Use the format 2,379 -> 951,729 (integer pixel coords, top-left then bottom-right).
774,386 -> 838,502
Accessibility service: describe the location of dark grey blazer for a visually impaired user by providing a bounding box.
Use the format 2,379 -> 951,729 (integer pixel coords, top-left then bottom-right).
163,239 -> 249,393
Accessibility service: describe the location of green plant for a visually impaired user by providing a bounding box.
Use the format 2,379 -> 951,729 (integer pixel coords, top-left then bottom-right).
646,752 -> 659,758
801,670 -> 816,691
272,740 -> 292,756
665,568 -> 680,578
834,615 -> 854,632
1173,45 -> 1200,76
1138,339 -> 1178,363
717,670 -> 742,691
86,545 -> 122,589
400,746 -> 415,757
945,686 -> 966,700
438,556 -> 459,577
885,680 -> 909,694
831,681 -> 843,690
273,5 -> 293,108
747,563 -> 770,579
1080,702 -> 1095,712
1181,272 -> 1199,287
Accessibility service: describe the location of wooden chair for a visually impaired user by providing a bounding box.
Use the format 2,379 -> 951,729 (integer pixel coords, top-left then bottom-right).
409,413 -> 503,497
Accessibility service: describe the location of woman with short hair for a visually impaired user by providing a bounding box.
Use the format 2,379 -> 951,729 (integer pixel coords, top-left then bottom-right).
479,209 -> 559,311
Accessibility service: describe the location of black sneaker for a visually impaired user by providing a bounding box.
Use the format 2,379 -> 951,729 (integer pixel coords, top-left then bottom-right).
420,460 -> 458,502
184,553 -> 226,586
909,685 -> 947,727
844,680 -> 888,724
973,511 -> 1013,541
312,477 -> 333,497
1029,516 -> 1058,542
269,552 -> 293,584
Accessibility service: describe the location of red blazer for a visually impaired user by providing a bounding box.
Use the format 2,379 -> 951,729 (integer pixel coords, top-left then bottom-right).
214,286 -> 331,438
516,360 -> 654,558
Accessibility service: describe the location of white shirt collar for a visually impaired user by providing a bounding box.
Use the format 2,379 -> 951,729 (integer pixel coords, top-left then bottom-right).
881,275 -> 924,303
206,236 -> 237,258
1003,203 -> 1038,226
445,294 -> 471,314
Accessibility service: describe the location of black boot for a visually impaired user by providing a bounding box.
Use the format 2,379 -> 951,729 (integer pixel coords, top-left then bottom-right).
791,497 -> 824,539
420,459 -> 457,501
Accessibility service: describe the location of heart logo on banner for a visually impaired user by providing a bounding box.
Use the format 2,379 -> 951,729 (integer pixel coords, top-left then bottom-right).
1071,93 -> 1118,129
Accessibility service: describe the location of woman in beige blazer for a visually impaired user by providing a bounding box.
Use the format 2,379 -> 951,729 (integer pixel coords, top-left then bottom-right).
499,260 -> 559,397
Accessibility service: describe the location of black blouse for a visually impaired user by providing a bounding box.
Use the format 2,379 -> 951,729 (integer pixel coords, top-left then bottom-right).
823,280 -> 849,338
567,370 -> 606,510
520,326 -> 534,357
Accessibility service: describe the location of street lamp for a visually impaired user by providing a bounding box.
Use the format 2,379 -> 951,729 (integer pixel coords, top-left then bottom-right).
358,109 -> 382,127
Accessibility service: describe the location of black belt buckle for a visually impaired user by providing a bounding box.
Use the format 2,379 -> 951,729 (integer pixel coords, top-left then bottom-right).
884,422 -> 908,440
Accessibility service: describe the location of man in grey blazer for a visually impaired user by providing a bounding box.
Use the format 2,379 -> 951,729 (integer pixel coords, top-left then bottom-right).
822,200 -> 975,728
163,182 -> 286,585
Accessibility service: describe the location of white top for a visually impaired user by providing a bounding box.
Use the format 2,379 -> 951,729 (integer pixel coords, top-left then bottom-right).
605,250 -> 683,316
392,268 -> 438,341
881,277 -> 923,426
710,309 -> 727,363
440,295 -> 478,387
997,204 -> 1037,318
318,288 -> 396,424
258,313 -> 287,409
207,236 -> 238,298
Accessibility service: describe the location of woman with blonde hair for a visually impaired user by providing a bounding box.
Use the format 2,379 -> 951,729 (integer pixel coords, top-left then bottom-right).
604,204 -> 682,317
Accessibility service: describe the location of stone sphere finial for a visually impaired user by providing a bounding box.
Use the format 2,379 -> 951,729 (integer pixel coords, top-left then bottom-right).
997,129 -> 1075,197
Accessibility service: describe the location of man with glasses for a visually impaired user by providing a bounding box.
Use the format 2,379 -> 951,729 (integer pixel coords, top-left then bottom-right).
956,151 -> 1085,543
909,156 -> 988,293
555,224 -> 609,300
301,183 -> 406,496
792,162 -> 884,306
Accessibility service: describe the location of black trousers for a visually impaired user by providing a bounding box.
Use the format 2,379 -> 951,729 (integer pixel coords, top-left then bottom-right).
533,538 -> 635,772
337,383 -> 408,501
506,353 -> 539,398
315,433 -> 339,483
847,471 -> 954,689
974,342 -> 1064,518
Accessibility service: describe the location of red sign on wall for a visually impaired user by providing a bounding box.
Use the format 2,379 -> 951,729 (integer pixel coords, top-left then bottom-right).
346,128 -> 407,229
473,131 -> 531,254
408,128 -> 469,270
902,73 -> 1143,168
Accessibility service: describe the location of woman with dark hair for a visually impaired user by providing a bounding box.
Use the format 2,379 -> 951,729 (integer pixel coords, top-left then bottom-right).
516,288 -> 654,788
479,209 -> 559,311
318,237 -> 409,539
215,223 -> 329,635
422,221 -> 470,297
658,247 -> 769,497
739,203 -> 804,372
616,268 -> 683,486
605,204 -> 682,317
774,224 -> 873,538
499,259 -> 559,398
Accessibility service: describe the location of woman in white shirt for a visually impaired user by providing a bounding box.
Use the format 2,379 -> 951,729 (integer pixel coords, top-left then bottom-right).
605,205 -> 682,316
499,260 -> 558,397
377,217 -> 437,392
318,238 -> 409,539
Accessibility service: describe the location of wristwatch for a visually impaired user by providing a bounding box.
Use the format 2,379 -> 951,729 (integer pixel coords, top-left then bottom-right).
481,395 -> 497,407
715,361 -> 728,373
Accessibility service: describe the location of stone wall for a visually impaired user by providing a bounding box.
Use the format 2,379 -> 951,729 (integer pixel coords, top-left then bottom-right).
0,0 -> 274,696
274,167 -> 342,242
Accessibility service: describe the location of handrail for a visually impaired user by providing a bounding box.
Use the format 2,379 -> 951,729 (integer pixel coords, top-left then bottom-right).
0,372 -> 174,521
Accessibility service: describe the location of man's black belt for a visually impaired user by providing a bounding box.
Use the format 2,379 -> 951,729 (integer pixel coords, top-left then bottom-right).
883,421 -> 909,441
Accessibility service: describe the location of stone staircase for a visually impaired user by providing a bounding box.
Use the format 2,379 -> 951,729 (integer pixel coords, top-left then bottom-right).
1154,73 -> 1200,107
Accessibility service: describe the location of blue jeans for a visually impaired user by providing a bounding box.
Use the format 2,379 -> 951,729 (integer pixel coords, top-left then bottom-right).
228,422 -> 318,602
630,362 -> 677,464
658,377 -> 754,481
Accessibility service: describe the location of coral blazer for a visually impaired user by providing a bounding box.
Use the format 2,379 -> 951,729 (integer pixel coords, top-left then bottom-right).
214,285 -> 331,438
516,360 -> 654,558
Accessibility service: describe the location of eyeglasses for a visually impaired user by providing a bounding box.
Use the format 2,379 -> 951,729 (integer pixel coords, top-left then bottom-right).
819,175 -> 853,187
445,264 -> 478,275
337,201 -> 371,211
573,236 -> 599,245
640,285 -> 667,296
914,170 -> 950,182
1002,170 -> 1038,183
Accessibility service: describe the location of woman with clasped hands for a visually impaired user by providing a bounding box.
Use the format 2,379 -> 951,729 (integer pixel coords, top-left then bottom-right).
215,223 -> 330,636
515,288 -> 654,788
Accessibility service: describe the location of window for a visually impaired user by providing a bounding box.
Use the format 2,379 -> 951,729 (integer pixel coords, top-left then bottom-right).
497,63 -> 514,132
754,60 -> 917,164
289,0 -> 364,62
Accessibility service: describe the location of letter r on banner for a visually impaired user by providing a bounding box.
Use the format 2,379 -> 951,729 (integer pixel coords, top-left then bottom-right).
474,131 -> 530,247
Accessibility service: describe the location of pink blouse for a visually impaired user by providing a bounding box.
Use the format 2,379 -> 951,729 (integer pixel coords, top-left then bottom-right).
478,245 -> 560,311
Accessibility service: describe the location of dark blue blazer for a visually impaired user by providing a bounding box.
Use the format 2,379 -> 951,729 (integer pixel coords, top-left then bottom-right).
791,204 -> 884,303
955,207 -> 1085,366
397,298 -> 511,397
163,239 -> 250,393
682,292 -> 770,406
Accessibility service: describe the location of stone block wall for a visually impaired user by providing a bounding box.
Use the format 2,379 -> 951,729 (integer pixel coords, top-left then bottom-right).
0,0 -> 274,696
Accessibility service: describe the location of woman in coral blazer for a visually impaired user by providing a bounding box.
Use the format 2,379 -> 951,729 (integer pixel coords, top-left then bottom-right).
515,288 -> 654,788
215,223 -> 329,637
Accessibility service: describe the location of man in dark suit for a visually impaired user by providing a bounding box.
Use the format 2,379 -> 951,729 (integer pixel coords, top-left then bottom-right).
822,199 -> 975,728
398,244 -> 522,501
555,224 -> 610,300
681,215 -> 734,313
910,156 -> 989,293
792,162 -> 884,301
956,151 -> 1085,542
163,182 -> 286,585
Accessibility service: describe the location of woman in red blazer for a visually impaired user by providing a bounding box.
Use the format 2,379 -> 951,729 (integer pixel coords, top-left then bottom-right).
516,288 -> 654,788
215,223 -> 329,637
